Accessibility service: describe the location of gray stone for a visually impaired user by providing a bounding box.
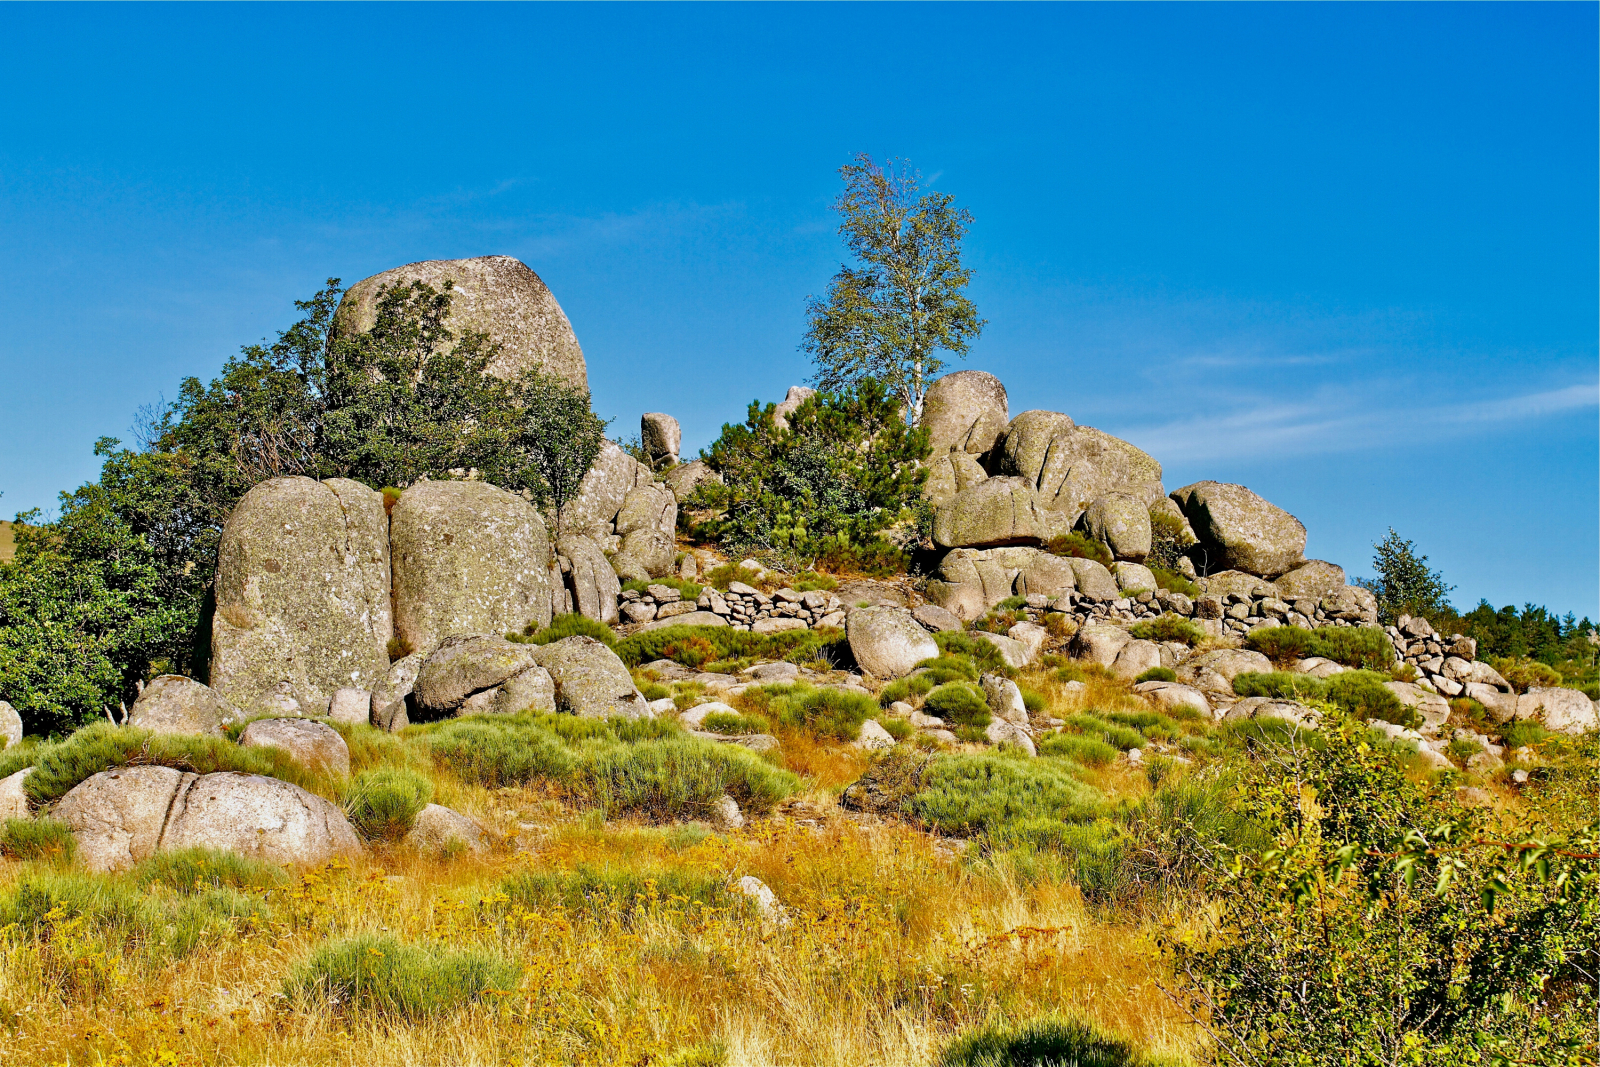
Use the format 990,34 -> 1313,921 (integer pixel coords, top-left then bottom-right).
981,674 -> 1028,724
528,636 -> 650,718
918,370 -> 1009,457
1007,621 -> 1049,663
709,795 -> 744,830
413,636 -> 540,713
1465,681 -> 1517,723
1292,657 -> 1347,679
985,718 -> 1037,755
921,452 -> 990,508
210,477 -> 392,716
621,600 -> 657,624
334,255 -> 587,390
977,632 -> 1032,669
1274,560 -> 1347,600
744,661 -> 800,682
0,700 -> 21,749
678,701 -> 738,730
327,689 -> 371,726
1066,557 -> 1120,600
1223,697 -> 1321,729
847,607 -> 939,680
564,440 -> 653,540
1015,552 -> 1078,600
1111,639 -> 1163,681
372,653 -> 424,731
733,874 -> 787,923
491,666 -> 557,715
639,610 -> 729,631
1085,493 -> 1153,562
239,718 -> 351,776
771,385 -> 817,431
932,477 -> 1070,549
0,768 -> 30,819
1203,570 -> 1279,600
640,413 -> 681,469
1134,681 -> 1212,718
663,459 -> 723,504
1178,649 -> 1273,691
1070,622 -> 1131,667
129,675 -> 247,737
1112,561 -> 1157,595
615,483 -> 678,577
1171,482 -> 1306,578
406,803 -> 491,855
1383,681 -> 1451,733
1515,688 -> 1598,735
753,618 -> 808,634
854,718 -> 897,751
1147,496 -> 1199,548
557,533 -> 621,625
391,480 -> 552,655
998,414 -> 1165,521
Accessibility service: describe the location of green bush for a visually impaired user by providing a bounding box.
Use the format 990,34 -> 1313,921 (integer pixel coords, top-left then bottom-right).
700,710 -> 768,735
924,683 -> 991,727
1105,709 -> 1179,741
1037,733 -> 1119,767
996,595 -> 1028,611
905,753 -> 1106,836
1446,737 -> 1483,762
1150,566 -> 1200,599
745,683 -> 877,741
1501,719 -> 1552,750
423,717 -> 575,788
702,562 -> 766,591
639,681 -> 671,702
615,625 -> 846,671
1490,656 -> 1564,693
0,817 -> 75,862
813,538 -> 910,578
0,739 -> 40,782
1044,532 -> 1112,568
343,767 -> 433,841
1065,713 -> 1145,751
133,846 -> 287,893
1019,685 -> 1046,714
577,734 -> 797,818
1134,667 -> 1177,684
285,933 -> 518,1019
877,716 -> 914,742
1128,615 -> 1204,646
495,863 -> 733,920
1246,625 -> 1316,665
934,631 -> 1015,677
1324,670 -> 1411,726
1233,671 -> 1328,701
938,1015 -> 1152,1067
1307,626 -> 1394,671
24,721 -> 323,807
513,613 -> 617,647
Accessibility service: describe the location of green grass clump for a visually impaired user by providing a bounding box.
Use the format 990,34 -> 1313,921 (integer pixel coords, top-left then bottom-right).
1501,719 -> 1553,750
1065,713 -> 1146,751
24,721 -> 324,808
924,683 -> 992,727
1135,667 -> 1177,684
1150,567 -> 1200,599
1245,625 -> 1317,666
996,595 -> 1028,611
577,733 -> 797,818
1037,733 -> 1120,767
907,753 -> 1106,836
1019,686 -> 1047,715
1044,532 -> 1113,568
343,767 -> 433,841
285,933 -> 518,1020
700,710 -> 768,735
423,717 -> 575,788
743,683 -> 877,741
614,625 -> 846,672
939,1014 -> 1152,1067
620,576 -> 704,600
513,613 -> 617,647
1233,671 -> 1328,701
1325,670 -> 1411,726
934,631 -> 1015,678
1490,656 -> 1564,693
702,563 -> 766,590
1446,737 -> 1483,762
1105,709 -> 1180,741
0,817 -> 75,863
877,716 -> 914,742
1307,626 -> 1394,671
0,739 -> 41,781
495,863 -> 734,920
133,846 -> 288,894
1129,615 -> 1204,646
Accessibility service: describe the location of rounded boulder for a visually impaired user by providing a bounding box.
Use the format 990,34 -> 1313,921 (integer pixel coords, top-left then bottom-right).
129,675 -> 247,737
1085,493 -> 1152,562
847,607 -> 939,680
932,477 -> 1070,549
918,370 -> 1009,457
1171,481 -> 1306,578
239,718 -> 351,777
528,636 -> 650,718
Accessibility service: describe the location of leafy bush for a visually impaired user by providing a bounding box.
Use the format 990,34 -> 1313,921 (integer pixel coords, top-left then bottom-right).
938,1014 -> 1151,1067
700,710 -> 768,735
1490,656 -> 1564,693
423,717 -> 574,788
1324,669 -> 1411,725
343,767 -> 433,841
1064,713 -> 1145,751
905,753 -> 1106,836
745,683 -> 877,741
615,624 -> 846,671
1307,626 -> 1394,671
1232,671 -> 1328,701
924,683 -> 991,727
996,595 -> 1028,611
133,846 -> 288,893
1134,666 -> 1177,684
0,817 -> 75,862
1128,614 -> 1204,646
1044,532 -> 1112,567
1037,733 -> 1119,767
285,933 -> 518,1019
513,613 -> 617,647
1245,625 -> 1316,665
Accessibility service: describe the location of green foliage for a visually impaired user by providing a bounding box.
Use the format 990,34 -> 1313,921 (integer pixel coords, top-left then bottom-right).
24,721 -> 323,807
1456,601 -> 1598,690
284,933 -> 518,1019
1501,719 -> 1553,751
701,563 -> 766,591
133,846 -> 288,894
1490,655 -> 1564,693
1128,614 -> 1204,646
1105,710 -> 1180,741
1019,685 -> 1046,715
1064,713 -> 1145,751
934,630 -> 1015,678
996,595 -> 1028,611
343,767 -> 433,842
694,379 -> 930,565
495,863 -> 733,921
744,683 -> 878,741
699,711 -> 767,736
1036,733 -> 1119,767
1357,527 -> 1455,625
876,716 -> 913,742
1325,669 -> 1412,726
905,753 -> 1105,835
1305,625 -> 1395,671
812,539 -> 910,578
938,1014 -> 1155,1067
923,682 -> 991,727
0,817 -> 75,863
1244,624 -> 1316,665
0,739 -> 40,781
1149,566 -> 1200,598
1134,667 -> 1177,684
424,717 -> 575,788
803,154 -> 984,423
1232,671 -> 1328,701
1044,532 -> 1112,567
614,624 -> 846,671
513,613 -> 618,648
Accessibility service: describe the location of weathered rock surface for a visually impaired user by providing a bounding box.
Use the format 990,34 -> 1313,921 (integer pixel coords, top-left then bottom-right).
854,719 -> 897,751
663,459 -> 723,503
0,768 -> 29,819
919,370 -> 1009,457
932,478 -> 1069,549
639,610 -> 729,631
564,441 -> 653,540
1070,622 -> 1131,667
1111,639 -> 1163,681
640,413 -> 681,469
334,256 -> 587,390
1171,482 -> 1305,578
614,484 -> 678,577
557,533 -> 621,624
1015,552 -> 1079,600
977,631 -> 1032,669
1067,558 -> 1120,600
1135,681 -> 1212,718
0,701 -> 19,749
922,452 -> 990,508
1112,561 -> 1157,594
981,673 -> 1028,724
1203,570 -> 1278,600
985,718 -> 1037,755
391,480 -> 552,655
128,675 -> 247,737
413,635 -> 541,713
491,667 -> 557,715
1007,621 -> 1049,663
847,607 -> 939,680
1223,697 -> 1321,729
406,804 -> 491,855
998,415 -> 1164,521
327,689 -> 371,725
772,385 -> 817,431
1384,681 -> 1451,732
527,636 -> 650,718
372,653 -> 424,731
58,767 -> 362,873
1274,560 -> 1347,600
1085,493 -> 1152,562
210,477 -> 392,716
239,718 -> 351,777
1516,687 -> 1598,735
912,603 -> 964,633
1177,649 -> 1273,693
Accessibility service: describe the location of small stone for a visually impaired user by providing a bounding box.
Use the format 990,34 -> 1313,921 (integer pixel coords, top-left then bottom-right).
853,719 -> 897,751
709,795 -> 744,830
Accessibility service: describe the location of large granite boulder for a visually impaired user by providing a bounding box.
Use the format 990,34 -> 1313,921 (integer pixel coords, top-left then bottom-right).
0,768 -> 30,819
1112,562 -> 1158,595
663,459 -> 722,503
1070,622 -> 1131,668
1384,681 -> 1451,733
333,255 -> 587,390
412,635 -> 541,714
239,718 -> 351,777
922,452 -> 989,508
614,484 -> 678,577
1135,681 -> 1212,718
1111,639 -> 1163,681
564,440 -> 653,540
1170,482 -> 1306,578
1515,688 -> 1598,735
406,804 -> 491,856
640,413 -> 681,470
1067,558 -> 1120,600
391,480 -> 552,654
57,767 -> 362,873
998,414 -> 1164,522
527,636 -> 650,718
1015,552 -> 1079,600
1178,649 -> 1273,694
1274,560 -> 1347,600
129,675 -> 247,737
1203,570 -> 1278,600
918,370 -> 1009,457
557,533 -> 621,624
771,385 -> 817,431
0,701 -> 20,749
372,652 -> 424,731
210,477 -> 392,716
932,477 -> 1069,549
1084,493 -> 1152,562
847,607 -> 939,680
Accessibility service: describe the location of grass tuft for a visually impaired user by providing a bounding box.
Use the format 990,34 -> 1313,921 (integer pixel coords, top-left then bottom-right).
284,933 -> 518,1019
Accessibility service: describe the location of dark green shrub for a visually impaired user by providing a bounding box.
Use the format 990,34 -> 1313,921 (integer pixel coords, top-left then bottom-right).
662,635 -> 719,669
615,625 -> 846,671
700,710 -> 768,735
1446,737 -> 1483,762
996,595 -> 1028,611
133,846 -> 287,893
577,734 -> 797,817
1246,625 -> 1316,666
1490,656 -> 1563,693
1044,532 -> 1112,567
750,683 -> 877,741
639,681 -> 671,702
284,933 -> 518,1019
905,753 -> 1106,835
1065,713 -> 1145,751
1135,667 -> 1177,684
813,538 -> 910,578
1019,686 -> 1046,715
1106,709 -> 1179,741
1232,671 -> 1328,701
534,713 -> 677,746
917,655 -> 981,683
1037,733 -> 1119,767
0,817 -> 75,862
1129,614 -> 1204,646
1307,626 -> 1394,671
877,716 -> 914,742
343,767 -> 433,841
1150,566 -> 1200,598
513,613 -> 617,647
423,717 -> 574,788
934,630 -> 1015,677
924,683 -> 991,727
1324,670 -> 1411,725
1501,719 -> 1552,750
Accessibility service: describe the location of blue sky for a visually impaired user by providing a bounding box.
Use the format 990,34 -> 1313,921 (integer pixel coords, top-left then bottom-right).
0,3 -> 1594,617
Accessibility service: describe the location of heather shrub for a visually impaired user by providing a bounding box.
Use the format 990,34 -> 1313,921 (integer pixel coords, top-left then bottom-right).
1037,733 -> 1119,767
1307,626 -> 1394,671
1324,669 -> 1412,726
939,1015 -> 1151,1067
1135,667 -> 1177,684
1490,656 -> 1563,693
343,767 -> 433,841
1245,625 -> 1316,666
905,753 -> 1106,835
1045,532 -> 1112,567
924,683 -> 991,727
748,683 -> 877,740
422,717 -> 575,788
1129,614 -> 1204,646
1065,713 -> 1145,751
512,613 -> 617,647
700,710 -> 768,735
1233,671 -> 1328,702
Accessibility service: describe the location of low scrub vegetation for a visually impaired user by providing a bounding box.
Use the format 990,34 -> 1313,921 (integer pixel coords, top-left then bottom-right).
1129,615 -> 1204,645
1245,624 -> 1394,670
614,624 -> 846,673
285,932 -> 518,1019
1045,532 -> 1112,567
